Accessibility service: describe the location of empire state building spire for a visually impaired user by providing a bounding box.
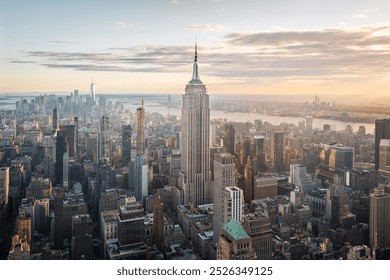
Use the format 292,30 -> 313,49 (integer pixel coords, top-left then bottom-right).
180,42 -> 212,205
190,42 -> 202,85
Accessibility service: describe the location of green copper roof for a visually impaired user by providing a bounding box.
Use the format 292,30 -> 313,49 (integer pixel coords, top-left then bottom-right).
223,219 -> 249,240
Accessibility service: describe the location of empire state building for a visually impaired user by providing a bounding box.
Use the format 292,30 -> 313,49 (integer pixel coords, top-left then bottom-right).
179,44 -> 212,205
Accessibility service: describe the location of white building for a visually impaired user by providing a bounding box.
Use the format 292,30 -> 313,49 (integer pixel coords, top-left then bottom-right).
222,186 -> 244,226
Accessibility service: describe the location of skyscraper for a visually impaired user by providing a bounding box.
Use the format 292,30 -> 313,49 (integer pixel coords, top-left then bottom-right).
59,124 -> 75,158
90,78 -> 96,104
179,43 -> 212,205
134,154 -> 148,202
379,139 -> 390,174
122,124 -> 132,166
0,167 -> 10,214
222,186 -> 244,227
224,124 -> 235,155
213,153 -> 236,243
136,100 -> 145,156
53,188 -> 64,249
52,108 -> 58,133
74,117 -> 79,159
98,115 -> 109,161
271,130 -> 284,172
55,130 -> 67,185
369,187 -> 390,251
63,152 -> 69,191
328,144 -> 354,173
153,196 -> 165,251
375,119 -> 390,170
253,135 -> 266,172
243,212 -> 272,260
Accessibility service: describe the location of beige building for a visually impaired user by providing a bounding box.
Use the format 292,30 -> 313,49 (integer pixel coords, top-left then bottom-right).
254,175 -> 278,199
179,44 -> 212,205
369,187 -> 390,251
217,219 -> 256,260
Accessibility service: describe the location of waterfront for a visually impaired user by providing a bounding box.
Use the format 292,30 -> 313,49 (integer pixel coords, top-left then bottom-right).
0,94 -> 375,133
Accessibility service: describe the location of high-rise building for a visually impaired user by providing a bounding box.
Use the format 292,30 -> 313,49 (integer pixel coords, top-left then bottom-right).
254,174 -> 278,200
136,100 -> 145,155
369,187 -> 390,251
59,124 -> 75,158
289,164 -> 320,194
122,124 -> 132,166
118,197 -> 144,247
52,108 -> 58,133
217,219 -> 256,260
71,214 -> 94,259
90,78 -> 96,104
55,130 -> 67,185
379,139 -> 390,174
74,117 -> 79,159
63,152 -> 69,191
271,130 -> 284,172
98,115 -> 109,161
306,116 -> 313,131
153,196 -> 165,251
213,153 -> 236,243
33,198 -> 50,235
53,188 -> 64,249
244,156 -> 255,203
222,186 -> 244,227
134,154 -> 148,202
179,43 -> 212,205
16,210 -> 32,246
239,136 -> 251,171
224,123 -> 235,155
0,167 -> 9,208
253,135 -> 266,172
328,144 -> 354,173
243,213 -> 272,260
375,119 -> 390,170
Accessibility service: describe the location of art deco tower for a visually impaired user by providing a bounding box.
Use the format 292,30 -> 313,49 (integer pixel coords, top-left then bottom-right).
179,43 -> 212,205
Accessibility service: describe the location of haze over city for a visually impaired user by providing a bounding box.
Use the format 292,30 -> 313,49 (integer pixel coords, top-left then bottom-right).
3,0 -> 390,262
1,0 -> 390,103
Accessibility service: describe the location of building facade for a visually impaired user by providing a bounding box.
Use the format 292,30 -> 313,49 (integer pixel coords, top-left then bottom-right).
179,44 -> 212,205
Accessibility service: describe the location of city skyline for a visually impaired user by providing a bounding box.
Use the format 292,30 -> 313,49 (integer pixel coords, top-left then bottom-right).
1,0 -> 390,101
1,44 -> 390,260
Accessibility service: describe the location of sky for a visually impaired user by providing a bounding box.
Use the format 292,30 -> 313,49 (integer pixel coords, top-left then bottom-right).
1,0 -> 390,100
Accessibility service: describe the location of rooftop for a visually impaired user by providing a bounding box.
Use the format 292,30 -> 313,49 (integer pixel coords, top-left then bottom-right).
223,219 -> 249,241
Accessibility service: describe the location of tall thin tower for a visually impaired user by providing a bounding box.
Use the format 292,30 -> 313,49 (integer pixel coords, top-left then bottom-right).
52,108 -> 59,133
179,43 -> 212,205
98,115 -> 109,161
136,100 -> 145,155
90,78 -> 96,104
63,152 -> 69,191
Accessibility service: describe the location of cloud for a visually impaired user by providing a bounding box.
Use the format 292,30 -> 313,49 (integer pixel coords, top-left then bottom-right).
113,21 -> 134,30
20,25 -> 390,83
8,59 -> 36,64
171,0 -> 178,4
185,24 -> 226,31
49,40 -> 79,44
352,14 -> 368,19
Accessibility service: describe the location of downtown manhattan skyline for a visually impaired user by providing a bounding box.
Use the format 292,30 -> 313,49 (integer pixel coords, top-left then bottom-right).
1,0 -> 390,103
